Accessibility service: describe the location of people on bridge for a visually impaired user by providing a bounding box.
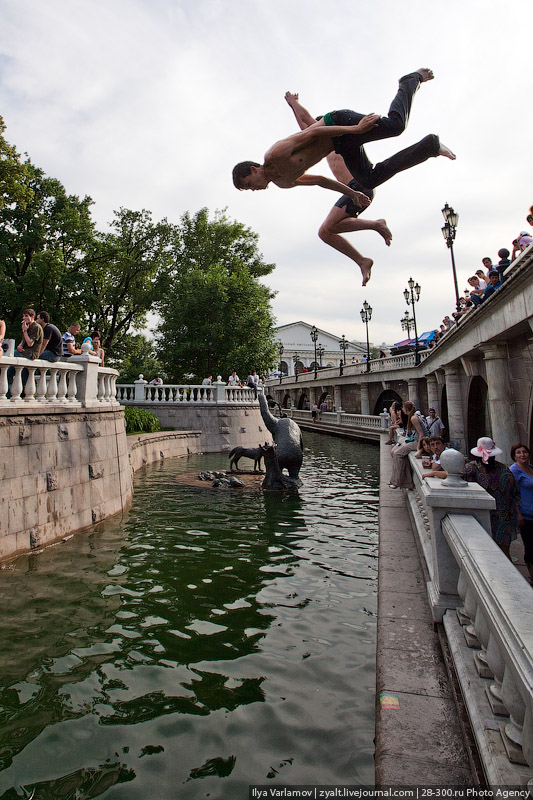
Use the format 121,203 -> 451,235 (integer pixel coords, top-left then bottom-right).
385,400 -> 403,445
421,436 -> 448,480
233,69 -> 455,287
426,408 -> 445,439
6,308 -> 44,397
36,311 -> 62,363
510,443 -> 533,585
62,322 -> 82,358
464,437 -> 520,560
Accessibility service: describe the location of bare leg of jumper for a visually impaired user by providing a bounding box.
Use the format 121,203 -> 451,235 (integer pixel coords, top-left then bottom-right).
318,152 -> 392,285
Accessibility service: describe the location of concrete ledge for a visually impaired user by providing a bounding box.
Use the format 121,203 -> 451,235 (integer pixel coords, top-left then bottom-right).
376,439 -> 474,785
128,430 -> 202,473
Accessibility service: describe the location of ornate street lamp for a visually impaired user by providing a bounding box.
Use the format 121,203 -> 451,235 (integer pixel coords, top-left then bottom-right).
277,341 -> 284,385
338,335 -> 348,376
360,300 -> 372,373
441,202 -> 461,315
317,344 -> 325,368
403,277 -> 421,365
310,325 -> 319,379
292,352 -> 300,381
401,310 -> 414,338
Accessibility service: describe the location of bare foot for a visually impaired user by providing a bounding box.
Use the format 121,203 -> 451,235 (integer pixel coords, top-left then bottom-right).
376,219 -> 392,246
416,68 -> 434,82
439,141 -> 456,160
361,258 -> 373,286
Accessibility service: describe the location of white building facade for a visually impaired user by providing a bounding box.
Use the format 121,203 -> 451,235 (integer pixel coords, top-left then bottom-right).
274,321 -> 368,377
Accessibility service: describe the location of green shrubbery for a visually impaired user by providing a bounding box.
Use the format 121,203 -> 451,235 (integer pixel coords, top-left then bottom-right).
124,407 -> 162,434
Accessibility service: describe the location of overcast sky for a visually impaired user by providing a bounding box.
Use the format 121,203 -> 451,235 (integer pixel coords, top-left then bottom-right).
1,0 -> 530,347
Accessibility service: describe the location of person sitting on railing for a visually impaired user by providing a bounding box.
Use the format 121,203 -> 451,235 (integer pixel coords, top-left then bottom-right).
62,323 -> 82,358
6,308 -> 44,397
148,375 -> 163,385
467,275 -> 484,302
90,332 -> 105,366
388,401 -> 424,489
470,270 -> 501,306
464,437 -> 520,560
0,319 -> 5,358
36,311 -> 62,362
475,268 -> 489,287
385,400 -> 402,445
511,231 -> 533,260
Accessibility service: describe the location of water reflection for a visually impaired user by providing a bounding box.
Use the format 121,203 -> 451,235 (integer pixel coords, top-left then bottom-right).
0,432 -> 379,798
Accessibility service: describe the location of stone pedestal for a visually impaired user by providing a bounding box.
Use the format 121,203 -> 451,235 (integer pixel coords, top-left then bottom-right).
444,366 -> 466,454
480,344 -> 519,465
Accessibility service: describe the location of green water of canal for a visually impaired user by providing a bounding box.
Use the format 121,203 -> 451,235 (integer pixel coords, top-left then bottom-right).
0,432 -> 379,799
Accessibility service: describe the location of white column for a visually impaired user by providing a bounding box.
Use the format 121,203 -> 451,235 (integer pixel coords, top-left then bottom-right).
426,374 -> 439,415
480,344 -> 519,465
360,383 -> 370,415
444,365 -> 466,453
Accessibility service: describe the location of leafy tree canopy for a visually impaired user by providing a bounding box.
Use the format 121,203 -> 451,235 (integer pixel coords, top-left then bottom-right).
156,209 -> 278,381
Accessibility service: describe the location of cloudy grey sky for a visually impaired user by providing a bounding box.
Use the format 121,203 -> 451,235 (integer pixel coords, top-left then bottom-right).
1,0 -> 530,346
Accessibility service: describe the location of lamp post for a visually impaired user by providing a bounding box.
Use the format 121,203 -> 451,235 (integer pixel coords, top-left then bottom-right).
292,352 -> 300,381
277,341 -> 284,385
338,335 -> 348,376
310,325 -> 319,379
401,310 -> 414,338
360,300 -> 372,373
317,344 -> 325,368
403,278 -> 421,365
441,202 -> 461,315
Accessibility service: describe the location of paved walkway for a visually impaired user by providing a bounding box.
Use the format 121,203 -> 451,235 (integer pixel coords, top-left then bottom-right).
375,441 -> 475,786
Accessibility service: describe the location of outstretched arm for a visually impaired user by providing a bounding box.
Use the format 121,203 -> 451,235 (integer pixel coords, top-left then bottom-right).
284,91 -> 316,130
268,114 -> 379,162
294,173 -> 371,207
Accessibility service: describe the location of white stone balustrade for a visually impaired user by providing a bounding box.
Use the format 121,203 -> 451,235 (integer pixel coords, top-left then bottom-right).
0,355 -> 119,408
116,377 -> 258,405
286,408 -> 383,430
441,513 -> 533,784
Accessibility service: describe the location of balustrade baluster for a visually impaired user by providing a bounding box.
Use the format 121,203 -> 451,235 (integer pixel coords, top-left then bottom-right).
11,365 -> 24,402
24,365 -> 37,402
36,367 -> 48,402
486,634 -> 509,717
67,370 -> 79,403
0,364 -> 9,403
47,368 -> 59,402
501,667 -> 528,764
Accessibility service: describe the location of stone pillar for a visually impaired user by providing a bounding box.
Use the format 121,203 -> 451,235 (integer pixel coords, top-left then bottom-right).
70,354 -> 101,407
444,365 -> 466,454
426,374 -> 439,415
360,383 -> 370,415
480,344 -> 519,465
333,385 -> 342,412
408,378 -> 419,408
134,374 -> 148,402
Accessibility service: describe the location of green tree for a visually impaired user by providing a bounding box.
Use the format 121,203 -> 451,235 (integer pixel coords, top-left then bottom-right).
0,158 -> 96,330
0,115 -> 33,210
84,208 -> 174,355
156,209 -> 277,381
111,333 -> 164,383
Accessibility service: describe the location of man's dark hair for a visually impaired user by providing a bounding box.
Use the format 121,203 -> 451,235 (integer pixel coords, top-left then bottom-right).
429,436 -> 444,444
232,161 -> 260,189
22,308 -> 36,318
488,270 -> 500,278
37,311 -> 50,324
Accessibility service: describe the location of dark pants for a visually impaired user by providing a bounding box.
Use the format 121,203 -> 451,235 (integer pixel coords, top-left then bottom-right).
329,72 -> 440,193
39,350 -> 60,362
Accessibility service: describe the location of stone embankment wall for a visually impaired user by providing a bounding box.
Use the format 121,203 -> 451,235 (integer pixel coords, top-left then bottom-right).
0,407 -> 132,562
131,404 -> 272,454
128,430 -> 202,473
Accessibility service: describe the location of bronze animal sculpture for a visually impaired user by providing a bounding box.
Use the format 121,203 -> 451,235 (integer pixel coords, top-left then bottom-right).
258,394 -> 303,480
228,446 -> 264,472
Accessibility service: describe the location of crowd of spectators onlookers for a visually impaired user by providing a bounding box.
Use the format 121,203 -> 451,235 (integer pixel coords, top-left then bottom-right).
427,207 -> 532,348
387,398 -> 533,585
1,309 -> 106,397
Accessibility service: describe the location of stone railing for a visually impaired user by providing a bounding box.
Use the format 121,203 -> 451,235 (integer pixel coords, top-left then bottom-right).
0,353 -> 119,408
285,407 -> 387,431
404,447 -> 533,785
116,377 -> 257,405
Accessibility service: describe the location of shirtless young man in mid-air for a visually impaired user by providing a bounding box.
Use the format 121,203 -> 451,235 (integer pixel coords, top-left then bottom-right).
233,69 -> 455,286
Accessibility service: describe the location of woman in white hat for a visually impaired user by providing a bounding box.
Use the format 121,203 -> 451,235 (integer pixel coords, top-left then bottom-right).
464,437 -> 520,559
